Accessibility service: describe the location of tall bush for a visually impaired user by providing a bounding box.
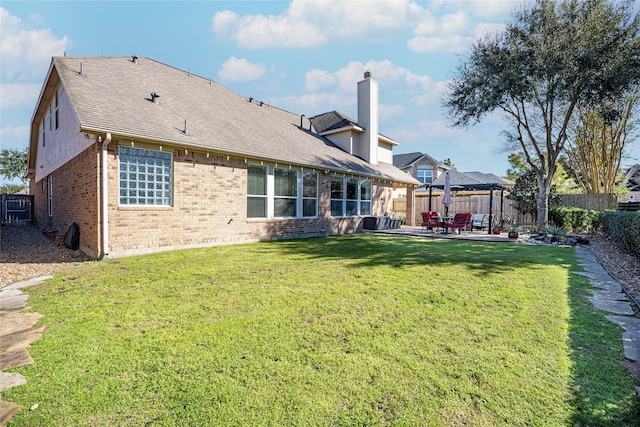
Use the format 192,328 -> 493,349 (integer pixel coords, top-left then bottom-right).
600,211 -> 640,258
549,207 -> 600,232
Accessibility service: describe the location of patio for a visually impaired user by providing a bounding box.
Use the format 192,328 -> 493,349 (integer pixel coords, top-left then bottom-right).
367,225 -> 516,243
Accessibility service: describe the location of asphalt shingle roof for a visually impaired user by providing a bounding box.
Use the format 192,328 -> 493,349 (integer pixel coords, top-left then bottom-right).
52,56 -> 417,185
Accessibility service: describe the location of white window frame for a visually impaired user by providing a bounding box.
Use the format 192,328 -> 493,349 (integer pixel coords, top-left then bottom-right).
53,91 -> 59,130
330,176 -> 373,217
417,166 -> 433,184
247,165 -> 318,219
118,146 -> 173,206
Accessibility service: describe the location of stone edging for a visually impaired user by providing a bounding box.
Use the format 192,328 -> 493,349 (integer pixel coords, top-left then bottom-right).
0,276 -> 52,426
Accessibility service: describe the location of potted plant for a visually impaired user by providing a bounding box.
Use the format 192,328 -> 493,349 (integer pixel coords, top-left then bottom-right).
492,218 -> 502,234
503,223 -> 522,239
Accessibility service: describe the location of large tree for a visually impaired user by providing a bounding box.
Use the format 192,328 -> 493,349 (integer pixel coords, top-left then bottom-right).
444,0 -> 640,227
564,88 -> 639,194
0,148 -> 28,192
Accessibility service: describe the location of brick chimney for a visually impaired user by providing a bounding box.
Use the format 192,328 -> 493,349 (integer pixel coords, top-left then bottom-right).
357,71 -> 378,165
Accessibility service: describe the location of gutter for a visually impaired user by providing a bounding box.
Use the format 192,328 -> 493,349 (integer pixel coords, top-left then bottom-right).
98,132 -> 112,260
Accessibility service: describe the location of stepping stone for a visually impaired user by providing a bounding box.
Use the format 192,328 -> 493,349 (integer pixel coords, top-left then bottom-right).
591,290 -> 629,301
590,280 -> 623,293
0,324 -> 46,353
0,349 -> 33,371
0,294 -> 29,313
623,331 -> 640,363
0,312 -> 43,336
588,297 -> 635,315
620,361 -> 640,382
606,315 -> 640,332
0,372 -> 27,392
3,275 -> 53,291
0,289 -> 24,298
0,400 -> 24,425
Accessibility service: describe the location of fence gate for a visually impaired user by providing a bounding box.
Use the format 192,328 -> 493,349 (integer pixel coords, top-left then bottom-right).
1,194 -> 34,225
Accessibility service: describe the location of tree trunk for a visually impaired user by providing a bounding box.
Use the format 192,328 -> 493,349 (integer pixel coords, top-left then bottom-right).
536,175 -> 551,228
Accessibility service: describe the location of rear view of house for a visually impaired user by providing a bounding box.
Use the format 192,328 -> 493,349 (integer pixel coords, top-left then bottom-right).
26,56 -> 418,258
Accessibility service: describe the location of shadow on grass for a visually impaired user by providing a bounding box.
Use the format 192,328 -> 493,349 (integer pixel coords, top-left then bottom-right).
565,272 -> 640,426
267,233 -> 572,279
271,234 -> 640,425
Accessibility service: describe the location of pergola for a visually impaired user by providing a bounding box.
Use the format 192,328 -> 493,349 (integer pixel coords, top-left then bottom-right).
425,170 -> 509,235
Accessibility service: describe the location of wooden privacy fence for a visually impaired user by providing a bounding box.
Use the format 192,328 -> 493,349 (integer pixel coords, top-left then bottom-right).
393,192 -> 621,226
555,194 -> 617,211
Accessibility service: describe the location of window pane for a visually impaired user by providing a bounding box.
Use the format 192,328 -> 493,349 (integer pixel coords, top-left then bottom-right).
360,181 -> 372,201
331,177 -> 343,198
247,166 -> 267,196
274,198 -> 297,217
331,200 -> 343,217
247,197 -> 266,218
303,199 -> 317,217
274,168 -> 297,197
360,201 -> 371,216
346,200 -> 358,216
346,178 -> 358,200
303,172 -> 317,197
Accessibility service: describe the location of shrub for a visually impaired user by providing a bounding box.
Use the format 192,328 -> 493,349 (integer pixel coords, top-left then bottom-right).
600,211 -> 640,258
549,207 -> 600,233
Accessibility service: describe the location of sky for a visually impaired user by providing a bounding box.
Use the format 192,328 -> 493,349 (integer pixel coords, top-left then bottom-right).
1,0 -> 639,187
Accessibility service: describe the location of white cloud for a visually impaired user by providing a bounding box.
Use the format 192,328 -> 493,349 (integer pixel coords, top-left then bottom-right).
0,83 -> 41,110
0,7 -> 70,80
217,57 -> 266,83
305,60 -> 433,94
212,0 -> 424,49
0,125 -> 30,150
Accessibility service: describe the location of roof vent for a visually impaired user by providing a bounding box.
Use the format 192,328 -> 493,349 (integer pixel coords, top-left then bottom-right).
183,120 -> 189,135
150,92 -> 160,103
132,56 -> 138,64
79,61 -> 85,76
364,71 -> 371,79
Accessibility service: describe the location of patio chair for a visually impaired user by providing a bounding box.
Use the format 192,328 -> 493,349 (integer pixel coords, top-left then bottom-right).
421,211 -> 439,232
470,214 -> 489,232
449,212 -> 472,234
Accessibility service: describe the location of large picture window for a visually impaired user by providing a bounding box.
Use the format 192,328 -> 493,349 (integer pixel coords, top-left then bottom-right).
331,176 -> 372,217
247,166 -> 318,219
119,146 -> 172,206
247,165 -> 267,218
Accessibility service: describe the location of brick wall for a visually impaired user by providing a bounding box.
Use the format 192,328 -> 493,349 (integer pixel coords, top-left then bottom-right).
32,144 -> 100,256
105,145 -> 394,257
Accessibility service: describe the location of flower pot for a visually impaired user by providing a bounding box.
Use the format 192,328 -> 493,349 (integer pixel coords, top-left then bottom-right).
508,231 -> 518,239
492,227 -> 502,234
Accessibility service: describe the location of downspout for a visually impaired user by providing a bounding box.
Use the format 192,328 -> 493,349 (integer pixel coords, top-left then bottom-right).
98,132 -> 112,259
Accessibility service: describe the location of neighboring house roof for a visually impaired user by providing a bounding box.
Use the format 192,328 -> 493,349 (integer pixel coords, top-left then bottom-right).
393,152 -> 446,169
623,164 -> 640,191
30,56 -> 417,185
426,169 -> 512,191
309,111 -> 399,145
310,111 -> 362,134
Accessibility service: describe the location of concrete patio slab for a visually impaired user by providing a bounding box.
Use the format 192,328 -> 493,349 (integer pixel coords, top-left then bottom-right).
0,294 -> 29,311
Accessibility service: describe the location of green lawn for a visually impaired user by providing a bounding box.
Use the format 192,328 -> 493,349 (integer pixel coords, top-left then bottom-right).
5,235 -> 639,426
